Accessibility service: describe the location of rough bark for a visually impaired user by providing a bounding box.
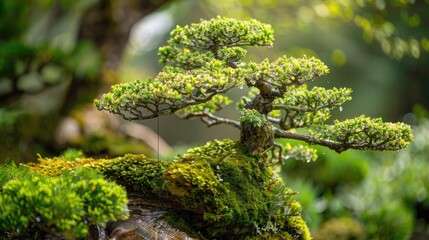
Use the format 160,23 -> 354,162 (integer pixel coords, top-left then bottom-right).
240,81 -> 278,155
240,121 -> 274,155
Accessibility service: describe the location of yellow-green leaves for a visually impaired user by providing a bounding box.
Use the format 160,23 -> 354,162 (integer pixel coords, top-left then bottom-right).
283,143 -> 318,163
246,55 -> 329,91
176,95 -> 233,116
158,46 -> 215,69
181,139 -> 239,161
0,168 -> 128,238
315,115 -> 414,151
159,16 -> 274,68
273,85 -> 352,129
239,109 -> 267,127
168,16 -> 274,49
95,67 -> 243,120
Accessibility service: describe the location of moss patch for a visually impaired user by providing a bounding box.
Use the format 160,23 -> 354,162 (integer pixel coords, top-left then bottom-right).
30,139 -> 311,239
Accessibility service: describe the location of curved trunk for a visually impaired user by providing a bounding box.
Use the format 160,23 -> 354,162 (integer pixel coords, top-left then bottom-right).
240,81 -> 277,155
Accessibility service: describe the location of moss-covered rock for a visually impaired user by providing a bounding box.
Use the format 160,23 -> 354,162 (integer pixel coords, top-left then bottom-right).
30,139 -> 311,239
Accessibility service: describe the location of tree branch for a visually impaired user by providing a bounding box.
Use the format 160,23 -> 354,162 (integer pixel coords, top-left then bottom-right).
273,102 -> 337,112
179,111 -> 241,129
267,116 -> 281,125
273,127 -> 367,153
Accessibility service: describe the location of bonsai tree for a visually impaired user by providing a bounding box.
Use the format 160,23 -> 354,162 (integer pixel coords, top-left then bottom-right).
3,16 -> 414,240
95,16 -> 413,162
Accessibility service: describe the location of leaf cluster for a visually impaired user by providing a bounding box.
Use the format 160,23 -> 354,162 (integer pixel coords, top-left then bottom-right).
95,66 -> 243,120
0,165 -> 128,239
314,115 -> 413,152
159,16 -> 274,68
271,85 -> 352,130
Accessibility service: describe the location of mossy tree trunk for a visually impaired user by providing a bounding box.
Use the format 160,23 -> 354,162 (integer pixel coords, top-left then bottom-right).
240,121 -> 274,155
240,80 -> 278,155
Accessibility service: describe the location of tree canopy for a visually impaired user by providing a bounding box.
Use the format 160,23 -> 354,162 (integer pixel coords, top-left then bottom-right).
95,16 -> 413,162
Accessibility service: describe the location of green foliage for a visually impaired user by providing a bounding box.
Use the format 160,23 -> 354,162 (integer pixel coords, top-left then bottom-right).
95,65 -> 243,120
0,167 -> 128,238
159,16 -> 274,68
360,202 -> 413,240
336,116 -> 429,239
314,115 -> 413,152
0,161 -> 30,187
177,94 -> 233,115
348,0 -> 429,59
0,108 -> 22,129
66,41 -> 102,79
283,144 -> 318,163
280,114 -> 429,239
0,40 -> 99,89
0,0 -> 105,162
271,143 -> 318,164
272,86 -> 352,129
240,108 -> 267,127
284,180 -> 321,231
0,41 -> 37,76
246,55 -> 329,90
96,16 -> 413,157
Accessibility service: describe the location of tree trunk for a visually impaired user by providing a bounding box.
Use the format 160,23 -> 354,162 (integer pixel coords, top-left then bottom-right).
240,81 -> 277,155
240,121 -> 274,155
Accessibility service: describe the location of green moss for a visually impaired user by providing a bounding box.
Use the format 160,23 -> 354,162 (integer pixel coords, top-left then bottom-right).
31,139 -> 311,239
30,154 -> 168,196
166,139 -> 311,239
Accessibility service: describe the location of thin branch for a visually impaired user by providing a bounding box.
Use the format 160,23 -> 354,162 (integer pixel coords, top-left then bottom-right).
180,111 -> 241,129
267,116 -> 281,124
272,102 -> 337,112
273,127 -> 397,153
260,79 -> 282,88
273,127 -> 350,153
272,142 -> 285,164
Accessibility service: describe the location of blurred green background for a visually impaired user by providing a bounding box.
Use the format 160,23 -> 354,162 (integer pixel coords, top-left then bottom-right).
1,0 -> 429,239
